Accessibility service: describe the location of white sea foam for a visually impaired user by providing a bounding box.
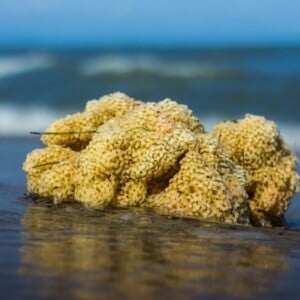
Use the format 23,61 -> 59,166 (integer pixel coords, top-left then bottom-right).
277,123 -> 300,153
0,53 -> 54,79
80,54 -> 228,78
0,104 -> 64,136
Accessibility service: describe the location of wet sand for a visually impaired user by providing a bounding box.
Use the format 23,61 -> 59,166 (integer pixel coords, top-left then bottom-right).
1,138 -> 300,299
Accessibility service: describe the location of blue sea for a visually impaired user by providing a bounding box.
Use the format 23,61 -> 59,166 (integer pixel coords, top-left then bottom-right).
1,47 -> 300,299
0,47 -> 300,151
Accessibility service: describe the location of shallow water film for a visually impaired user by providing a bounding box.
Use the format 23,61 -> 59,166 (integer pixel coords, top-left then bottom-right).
1,139 -> 300,299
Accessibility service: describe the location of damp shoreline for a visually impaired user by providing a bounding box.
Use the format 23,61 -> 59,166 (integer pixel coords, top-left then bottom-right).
0,138 -> 300,299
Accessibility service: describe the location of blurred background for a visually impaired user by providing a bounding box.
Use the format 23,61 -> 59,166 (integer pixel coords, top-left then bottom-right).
0,0 -> 300,150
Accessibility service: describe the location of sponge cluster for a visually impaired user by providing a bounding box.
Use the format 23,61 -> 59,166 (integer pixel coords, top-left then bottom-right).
212,115 -> 299,226
23,93 -> 299,227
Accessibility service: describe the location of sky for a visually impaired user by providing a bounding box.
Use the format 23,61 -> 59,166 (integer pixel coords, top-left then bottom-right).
0,0 -> 300,48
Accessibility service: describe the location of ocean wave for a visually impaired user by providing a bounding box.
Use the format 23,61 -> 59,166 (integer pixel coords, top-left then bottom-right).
1,105 -> 299,151
80,54 -> 245,79
0,53 -> 54,79
0,104 -> 65,136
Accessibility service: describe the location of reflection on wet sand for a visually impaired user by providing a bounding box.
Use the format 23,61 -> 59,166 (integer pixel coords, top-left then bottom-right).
20,200 -> 294,299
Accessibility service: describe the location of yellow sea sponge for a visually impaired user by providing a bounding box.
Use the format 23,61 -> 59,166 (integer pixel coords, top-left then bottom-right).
212,114 -> 299,226
246,160 -> 299,226
72,99 -> 204,209
77,126 -> 128,178
124,127 -> 196,182
146,150 -> 249,224
85,91 -> 142,117
23,93 -> 299,227
74,172 -> 117,209
195,134 -> 246,179
212,115 -> 283,169
113,180 -> 147,208
154,99 -> 205,134
38,159 -> 77,203
118,99 -> 205,134
41,112 -> 100,151
41,92 -> 141,150
196,134 -> 249,215
23,145 -> 77,196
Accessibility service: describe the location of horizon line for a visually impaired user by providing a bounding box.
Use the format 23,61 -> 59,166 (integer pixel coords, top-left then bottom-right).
1,42 -> 300,52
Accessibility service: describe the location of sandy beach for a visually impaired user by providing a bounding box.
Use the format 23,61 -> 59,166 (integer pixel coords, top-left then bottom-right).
0,137 -> 299,299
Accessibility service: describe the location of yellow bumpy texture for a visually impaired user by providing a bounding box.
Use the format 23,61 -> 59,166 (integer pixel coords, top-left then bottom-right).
41,92 -> 142,150
146,135 -> 249,224
212,114 -> 299,226
22,94 -> 299,227
23,145 -> 78,203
